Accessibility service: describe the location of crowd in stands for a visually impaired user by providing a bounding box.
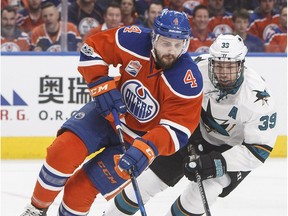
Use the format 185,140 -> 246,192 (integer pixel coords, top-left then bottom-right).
1,0 -> 287,53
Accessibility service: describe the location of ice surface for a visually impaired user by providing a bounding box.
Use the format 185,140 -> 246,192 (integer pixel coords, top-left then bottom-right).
1,158 -> 287,216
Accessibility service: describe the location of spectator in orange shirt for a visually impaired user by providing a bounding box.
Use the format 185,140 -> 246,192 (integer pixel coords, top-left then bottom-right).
248,0 -> 280,41
16,0 -> 43,35
249,0 -> 278,23
232,8 -> 264,52
31,2 -> 82,52
207,0 -> 234,36
265,4 -> 287,52
1,5 -> 31,51
83,1 -> 123,40
188,4 -> 216,53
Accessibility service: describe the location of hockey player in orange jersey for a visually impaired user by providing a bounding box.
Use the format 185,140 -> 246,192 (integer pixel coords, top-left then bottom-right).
20,9 -> 203,216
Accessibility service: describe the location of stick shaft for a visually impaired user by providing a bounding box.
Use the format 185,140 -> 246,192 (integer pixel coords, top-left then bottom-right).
188,145 -> 212,216
112,110 -> 147,216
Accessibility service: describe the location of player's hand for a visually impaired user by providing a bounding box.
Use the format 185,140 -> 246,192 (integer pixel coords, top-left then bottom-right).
183,151 -> 227,182
88,76 -> 126,121
114,138 -> 158,180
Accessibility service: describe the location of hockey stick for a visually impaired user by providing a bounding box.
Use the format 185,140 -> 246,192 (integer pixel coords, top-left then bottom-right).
187,145 -> 212,216
112,109 -> 147,216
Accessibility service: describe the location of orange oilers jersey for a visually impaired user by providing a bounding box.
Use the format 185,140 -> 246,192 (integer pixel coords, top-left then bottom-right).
30,22 -> 82,52
265,33 -> 287,52
208,15 -> 234,37
248,15 -> 280,41
188,32 -> 216,53
16,9 -> 43,34
1,29 -> 31,51
78,26 -> 203,156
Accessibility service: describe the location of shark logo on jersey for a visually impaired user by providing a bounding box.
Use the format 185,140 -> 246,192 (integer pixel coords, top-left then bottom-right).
201,99 -> 236,136
121,80 -> 159,123
253,90 -> 270,105
125,60 -> 142,76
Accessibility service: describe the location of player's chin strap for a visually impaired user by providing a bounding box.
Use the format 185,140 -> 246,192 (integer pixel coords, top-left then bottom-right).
112,109 -> 148,216
187,144 -> 212,216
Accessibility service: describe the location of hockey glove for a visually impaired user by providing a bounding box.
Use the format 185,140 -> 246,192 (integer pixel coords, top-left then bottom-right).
183,151 -> 227,182
114,138 -> 158,180
88,76 -> 126,121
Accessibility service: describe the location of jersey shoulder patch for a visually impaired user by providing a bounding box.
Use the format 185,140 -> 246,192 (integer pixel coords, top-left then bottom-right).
163,53 -> 203,98
117,26 -> 152,58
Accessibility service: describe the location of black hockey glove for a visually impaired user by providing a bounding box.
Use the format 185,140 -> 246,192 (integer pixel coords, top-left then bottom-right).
183,151 -> 227,182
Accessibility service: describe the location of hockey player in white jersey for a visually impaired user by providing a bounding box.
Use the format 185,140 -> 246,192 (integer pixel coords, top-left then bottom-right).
102,34 -> 278,216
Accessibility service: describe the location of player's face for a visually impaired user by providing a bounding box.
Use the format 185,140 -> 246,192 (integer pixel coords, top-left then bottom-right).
154,36 -> 184,69
213,61 -> 239,87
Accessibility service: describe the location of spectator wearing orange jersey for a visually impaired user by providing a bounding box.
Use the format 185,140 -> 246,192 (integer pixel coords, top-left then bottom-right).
83,1 -> 123,40
31,2 -> 82,52
265,4 -> 287,52
248,0 -> 280,41
1,5 -> 31,51
207,0 -> 234,36
16,0 -> 43,35
249,0 -> 278,24
188,4 -> 216,53
232,8 -> 264,52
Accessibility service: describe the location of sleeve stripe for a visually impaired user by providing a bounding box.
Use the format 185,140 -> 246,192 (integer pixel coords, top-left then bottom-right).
78,59 -> 108,67
161,125 -> 180,151
121,123 -> 141,139
243,143 -> 272,163
161,74 -> 203,99
160,119 -> 191,137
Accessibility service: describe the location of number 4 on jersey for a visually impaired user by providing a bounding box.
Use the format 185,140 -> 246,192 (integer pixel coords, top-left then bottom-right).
184,69 -> 198,88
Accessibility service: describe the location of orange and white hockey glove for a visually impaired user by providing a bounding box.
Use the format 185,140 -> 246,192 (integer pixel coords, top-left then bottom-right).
114,138 -> 158,180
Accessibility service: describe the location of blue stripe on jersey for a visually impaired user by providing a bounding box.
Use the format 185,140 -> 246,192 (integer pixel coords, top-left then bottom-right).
79,51 -> 102,61
161,123 -> 189,150
243,143 -> 272,163
121,121 -> 147,137
117,26 -> 152,58
58,202 -> 88,216
163,53 -> 203,97
39,165 -> 69,187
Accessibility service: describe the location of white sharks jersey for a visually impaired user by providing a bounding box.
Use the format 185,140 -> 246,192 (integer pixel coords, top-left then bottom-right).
196,56 -> 278,172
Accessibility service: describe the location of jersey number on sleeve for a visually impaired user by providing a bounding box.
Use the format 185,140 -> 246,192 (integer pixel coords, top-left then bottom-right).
184,69 -> 198,88
258,112 -> 277,131
123,25 -> 141,33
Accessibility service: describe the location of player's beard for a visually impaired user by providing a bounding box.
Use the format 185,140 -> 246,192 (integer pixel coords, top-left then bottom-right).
154,50 -> 178,70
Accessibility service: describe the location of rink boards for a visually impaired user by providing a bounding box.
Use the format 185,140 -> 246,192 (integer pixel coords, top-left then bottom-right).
1,53 -> 287,159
